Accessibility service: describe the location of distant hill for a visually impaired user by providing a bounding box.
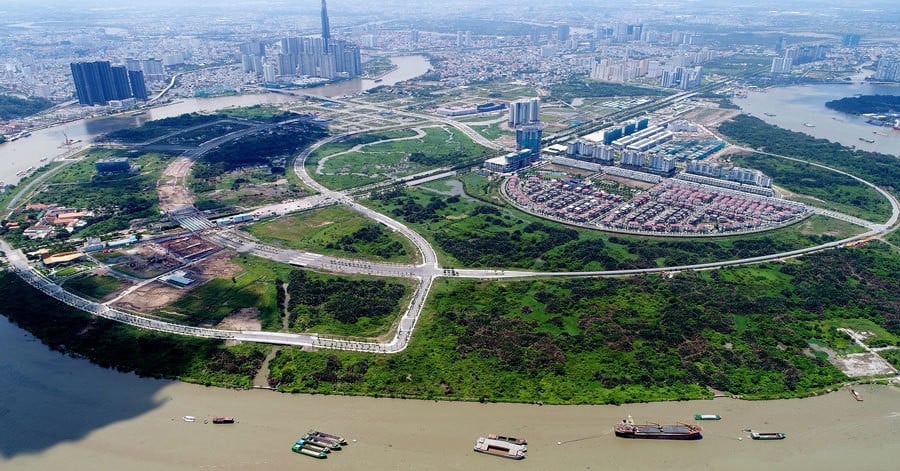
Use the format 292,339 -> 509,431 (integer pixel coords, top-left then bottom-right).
825,94 -> 900,115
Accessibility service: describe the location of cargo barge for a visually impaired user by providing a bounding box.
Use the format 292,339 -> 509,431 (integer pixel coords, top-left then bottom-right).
694,414 -> 721,420
212,417 -> 235,424
307,429 -> 347,445
614,417 -> 702,440
292,439 -> 328,458
301,432 -> 343,450
487,433 -> 527,445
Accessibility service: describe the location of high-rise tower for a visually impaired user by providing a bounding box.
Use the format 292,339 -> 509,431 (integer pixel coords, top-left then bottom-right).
321,0 -> 331,53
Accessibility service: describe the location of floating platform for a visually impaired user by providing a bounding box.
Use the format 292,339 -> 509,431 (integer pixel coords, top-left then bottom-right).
474,436 -> 526,459
694,414 -> 721,420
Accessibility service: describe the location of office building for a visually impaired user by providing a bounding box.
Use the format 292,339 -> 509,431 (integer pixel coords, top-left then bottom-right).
484,149 -> 535,173
321,0 -> 331,52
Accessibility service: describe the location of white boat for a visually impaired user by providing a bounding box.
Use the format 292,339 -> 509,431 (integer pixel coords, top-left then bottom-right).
183,415 -> 196,422
473,436 -> 526,459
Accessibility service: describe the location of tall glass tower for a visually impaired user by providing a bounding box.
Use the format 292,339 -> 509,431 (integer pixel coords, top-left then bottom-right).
321,0 -> 331,52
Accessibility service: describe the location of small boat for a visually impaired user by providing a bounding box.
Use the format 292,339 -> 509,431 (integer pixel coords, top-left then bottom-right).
487,433 -> 527,445
473,436 -> 526,460
291,440 -> 328,459
859,137 -> 875,143
694,414 -> 721,420
374,78 -> 383,83
615,417 -> 702,440
308,430 -> 347,445
803,123 -> 816,128
763,113 -> 776,117
850,388 -> 863,401
212,417 -> 235,424
183,416 -> 196,422
751,432 -> 786,440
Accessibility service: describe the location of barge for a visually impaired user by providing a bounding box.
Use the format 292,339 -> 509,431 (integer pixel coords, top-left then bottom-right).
308,429 -> 347,445
292,440 -> 328,458
473,436 -> 526,459
301,432 -> 343,450
487,433 -> 527,445
850,388 -> 863,401
614,418 -> 702,440
751,432 -> 786,440
694,414 -> 721,420
212,417 -> 235,424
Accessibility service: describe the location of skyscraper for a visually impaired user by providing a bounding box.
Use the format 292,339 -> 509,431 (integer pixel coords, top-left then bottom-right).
320,0 -> 330,37
70,60 -> 147,106
508,98 -> 540,127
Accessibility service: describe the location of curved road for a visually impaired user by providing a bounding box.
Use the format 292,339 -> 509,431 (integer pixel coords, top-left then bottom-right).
3,118 -> 899,353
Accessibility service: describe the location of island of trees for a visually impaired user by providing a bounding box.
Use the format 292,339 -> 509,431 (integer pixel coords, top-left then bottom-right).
824,94 -> 900,115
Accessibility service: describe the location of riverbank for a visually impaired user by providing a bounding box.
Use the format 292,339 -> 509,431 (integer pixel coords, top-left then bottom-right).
1,315 -> 897,471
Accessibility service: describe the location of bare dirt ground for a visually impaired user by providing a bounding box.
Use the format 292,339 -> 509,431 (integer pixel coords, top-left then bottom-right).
157,157 -> 195,212
216,307 -> 262,331
113,251 -> 243,313
681,106 -> 741,127
830,352 -> 898,377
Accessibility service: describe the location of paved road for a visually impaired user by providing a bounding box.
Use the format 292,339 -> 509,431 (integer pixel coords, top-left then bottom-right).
4,106 -> 899,354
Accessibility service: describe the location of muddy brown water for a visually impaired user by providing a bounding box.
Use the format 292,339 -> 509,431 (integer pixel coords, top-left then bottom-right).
1,316 -> 898,470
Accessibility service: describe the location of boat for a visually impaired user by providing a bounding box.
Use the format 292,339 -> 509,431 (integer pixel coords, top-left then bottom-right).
212,417 -> 235,424
300,432 -> 342,450
307,430 -> 347,445
803,123 -> 816,128
487,433 -> 527,445
614,417 -> 702,440
694,414 -> 721,420
473,436 -> 526,460
763,113 -> 776,117
893,120 -> 900,131
374,78 -> 383,83
859,137 -> 875,143
291,440 -> 328,459
850,388 -> 863,401
183,416 -> 196,422
751,432 -> 786,440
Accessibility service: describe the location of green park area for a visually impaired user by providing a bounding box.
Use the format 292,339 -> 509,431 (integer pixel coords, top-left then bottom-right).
307,126 -> 493,190
244,205 -> 418,264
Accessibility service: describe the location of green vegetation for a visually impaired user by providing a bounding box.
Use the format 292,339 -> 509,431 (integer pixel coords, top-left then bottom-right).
0,94 -> 53,120
473,123 -> 511,140
367,184 -> 838,271
701,55 -> 772,76
308,126 -> 492,190
363,57 -> 397,77
106,113 -> 221,142
0,271 -> 267,388
825,95 -> 900,115
166,255 -> 288,330
2,150 -> 170,247
216,105 -> 303,122
268,245 -> 900,402
718,114 -> 900,205
726,152 -> 891,222
244,205 -> 417,263
550,78 -> 673,104
191,120 -> 326,192
285,270 -> 410,337
63,274 -> 124,301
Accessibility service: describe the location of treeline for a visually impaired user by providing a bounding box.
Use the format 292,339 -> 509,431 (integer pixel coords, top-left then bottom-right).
325,224 -> 407,259
106,113 -> 221,142
267,244 -> 900,403
286,270 -> 406,329
192,121 -> 326,185
0,94 -> 53,120
717,114 -> 900,191
0,272 -> 267,388
825,95 -> 900,115
550,78 -> 672,104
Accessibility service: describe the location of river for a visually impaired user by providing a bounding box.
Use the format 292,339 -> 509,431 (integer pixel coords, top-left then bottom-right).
734,82 -> 900,156
0,317 -> 898,471
0,55 -> 432,186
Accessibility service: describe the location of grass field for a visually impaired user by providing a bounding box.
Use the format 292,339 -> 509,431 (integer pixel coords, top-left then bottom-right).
63,274 -> 125,301
243,205 -> 418,264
